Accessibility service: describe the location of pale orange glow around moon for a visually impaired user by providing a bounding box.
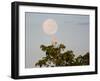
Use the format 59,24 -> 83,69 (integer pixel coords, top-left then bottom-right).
43,19 -> 58,35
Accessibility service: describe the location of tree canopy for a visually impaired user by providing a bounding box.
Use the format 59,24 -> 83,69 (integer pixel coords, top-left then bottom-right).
35,43 -> 89,67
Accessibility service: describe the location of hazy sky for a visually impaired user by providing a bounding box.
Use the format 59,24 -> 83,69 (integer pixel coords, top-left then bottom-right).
25,12 -> 89,68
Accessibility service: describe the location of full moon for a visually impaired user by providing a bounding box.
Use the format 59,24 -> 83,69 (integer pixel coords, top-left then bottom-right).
43,19 -> 58,35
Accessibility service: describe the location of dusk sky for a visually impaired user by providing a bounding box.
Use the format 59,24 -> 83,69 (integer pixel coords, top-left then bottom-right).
25,12 -> 89,68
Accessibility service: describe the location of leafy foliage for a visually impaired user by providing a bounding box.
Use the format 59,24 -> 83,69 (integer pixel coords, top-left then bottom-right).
35,44 -> 89,67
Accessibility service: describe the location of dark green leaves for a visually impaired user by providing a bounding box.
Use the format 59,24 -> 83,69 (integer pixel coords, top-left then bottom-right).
35,43 -> 89,67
